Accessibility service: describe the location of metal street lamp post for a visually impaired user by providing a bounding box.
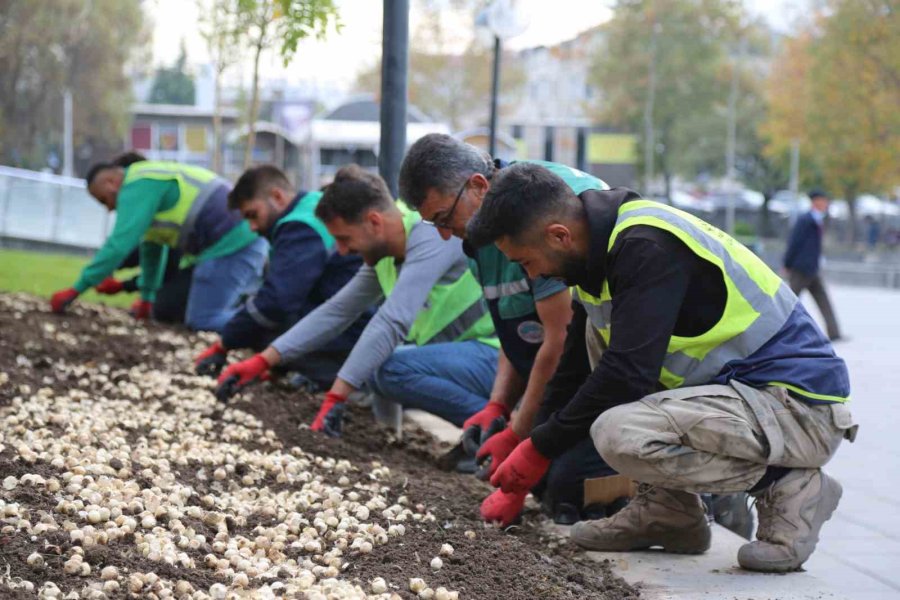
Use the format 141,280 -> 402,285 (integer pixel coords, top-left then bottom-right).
478,0 -> 529,158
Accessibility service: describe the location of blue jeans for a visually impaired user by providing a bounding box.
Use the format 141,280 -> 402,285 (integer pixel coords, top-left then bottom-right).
369,341 -> 498,427
185,237 -> 268,332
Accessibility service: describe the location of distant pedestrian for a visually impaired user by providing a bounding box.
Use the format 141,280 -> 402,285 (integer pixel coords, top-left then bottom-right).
864,216 -> 880,252
783,190 -> 842,341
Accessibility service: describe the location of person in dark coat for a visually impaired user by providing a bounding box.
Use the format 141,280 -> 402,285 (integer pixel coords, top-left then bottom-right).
783,190 -> 842,340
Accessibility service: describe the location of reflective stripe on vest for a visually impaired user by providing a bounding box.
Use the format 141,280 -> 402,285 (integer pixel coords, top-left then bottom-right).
575,200 -> 798,390
374,201 -> 498,348
482,278 -> 530,300
123,162 -> 226,249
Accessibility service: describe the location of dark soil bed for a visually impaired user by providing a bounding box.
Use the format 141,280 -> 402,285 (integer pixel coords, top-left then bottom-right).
0,293 -> 638,599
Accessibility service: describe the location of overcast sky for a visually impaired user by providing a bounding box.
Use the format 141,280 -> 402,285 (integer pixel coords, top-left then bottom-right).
148,0 -> 808,91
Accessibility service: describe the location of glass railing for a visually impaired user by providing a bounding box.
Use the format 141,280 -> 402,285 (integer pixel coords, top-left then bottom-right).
0,166 -> 113,249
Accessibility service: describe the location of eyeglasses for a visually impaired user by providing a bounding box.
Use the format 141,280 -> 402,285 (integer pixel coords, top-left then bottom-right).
422,177 -> 468,229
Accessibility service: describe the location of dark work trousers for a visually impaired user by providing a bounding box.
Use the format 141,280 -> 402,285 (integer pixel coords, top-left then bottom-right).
152,266 -> 194,325
788,271 -> 841,340
532,436 -> 616,511
282,349 -> 353,392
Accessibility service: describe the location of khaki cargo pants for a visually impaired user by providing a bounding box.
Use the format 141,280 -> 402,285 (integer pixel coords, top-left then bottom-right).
585,324 -> 857,494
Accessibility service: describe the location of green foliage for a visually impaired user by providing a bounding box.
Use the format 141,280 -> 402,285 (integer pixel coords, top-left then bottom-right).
0,0 -> 148,170
354,0 -> 526,131
588,0 -> 752,186
276,0 -> 342,65
233,0 -> 341,66
227,0 -> 339,167
762,0 -> 898,232
148,44 -> 196,105
0,249 -> 137,308
733,220 -> 756,237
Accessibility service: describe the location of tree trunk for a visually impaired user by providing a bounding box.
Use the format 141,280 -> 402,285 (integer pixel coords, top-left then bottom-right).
844,184 -> 858,245
643,21 -> 658,196
212,63 -> 224,173
663,168 -> 672,204
243,36 -> 265,169
761,192 -> 772,238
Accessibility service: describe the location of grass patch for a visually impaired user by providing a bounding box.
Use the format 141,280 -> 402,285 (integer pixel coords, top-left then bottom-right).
0,248 -> 138,308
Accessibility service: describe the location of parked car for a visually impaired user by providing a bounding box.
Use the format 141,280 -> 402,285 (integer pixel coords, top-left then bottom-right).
705,188 -> 765,211
667,190 -> 714,214
768,190 -> 810,216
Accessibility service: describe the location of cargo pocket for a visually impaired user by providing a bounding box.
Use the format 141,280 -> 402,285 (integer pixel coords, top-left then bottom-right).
831,403 -> 859,443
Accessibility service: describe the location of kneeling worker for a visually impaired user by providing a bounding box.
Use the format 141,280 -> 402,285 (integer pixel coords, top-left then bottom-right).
399,133 -> 614,524
51,159 -> 267,331
194,165 -> 369,390
470,163 -> 855,572
217,164 -> 499,435
95,244 -> 192,324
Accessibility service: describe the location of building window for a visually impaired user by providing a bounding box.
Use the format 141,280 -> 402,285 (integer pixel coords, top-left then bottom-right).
185,126 -> 208,153
131,125 -> 152,150
157,125 -> 179,151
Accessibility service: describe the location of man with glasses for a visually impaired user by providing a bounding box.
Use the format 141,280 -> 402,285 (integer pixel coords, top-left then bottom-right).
398,133 -> 617,526
217,164 -> 499,437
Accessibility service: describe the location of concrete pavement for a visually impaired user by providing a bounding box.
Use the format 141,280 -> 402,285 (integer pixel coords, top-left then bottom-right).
801,284 -> 900,599
546,522 -> 843,600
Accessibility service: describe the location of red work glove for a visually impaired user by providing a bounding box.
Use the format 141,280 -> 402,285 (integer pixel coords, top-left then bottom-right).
462,401 -> 511,456
480,489 -> 528,527
217,354 -> 270,387
194,341 -> 228,376
129,299 -> 153,320
463,401 -> 510,431
50,288 -> 79,313
95,277 -> 124,295
476,427 -> 521,478
490,438 -> 551,495
310,391 -> 347,437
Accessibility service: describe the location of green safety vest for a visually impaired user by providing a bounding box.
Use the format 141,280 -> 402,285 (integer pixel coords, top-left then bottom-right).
123,161 -> 228,249
272,191 -> 335,250
374,202 -> 498,348
575,199 -> 801,391
515,159 -> 610,194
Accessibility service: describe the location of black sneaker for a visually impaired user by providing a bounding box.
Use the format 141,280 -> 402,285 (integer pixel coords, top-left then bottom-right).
581,502 -> 607,521
552,502 -> 581,525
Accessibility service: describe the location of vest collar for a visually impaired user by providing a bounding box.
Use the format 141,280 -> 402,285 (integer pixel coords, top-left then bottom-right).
577,190 -> 621,295
267,193 -> 305,241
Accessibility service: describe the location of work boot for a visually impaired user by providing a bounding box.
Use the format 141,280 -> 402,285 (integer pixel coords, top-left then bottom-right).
570,484 -> 711,554
738,468 -> 842,572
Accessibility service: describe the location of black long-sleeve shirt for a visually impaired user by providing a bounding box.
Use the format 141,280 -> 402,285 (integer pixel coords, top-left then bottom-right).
530,189 -> 727,459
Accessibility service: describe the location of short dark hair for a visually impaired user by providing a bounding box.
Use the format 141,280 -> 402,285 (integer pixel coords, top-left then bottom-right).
228,165 -> 293,210
112,151 -> 146,168
85,162 -> 116,187
85,151 -> 146,187
466,162 -> 580,248
315,164 -> 395,224
808,189 -> 829,200
399,133 -> 494,208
